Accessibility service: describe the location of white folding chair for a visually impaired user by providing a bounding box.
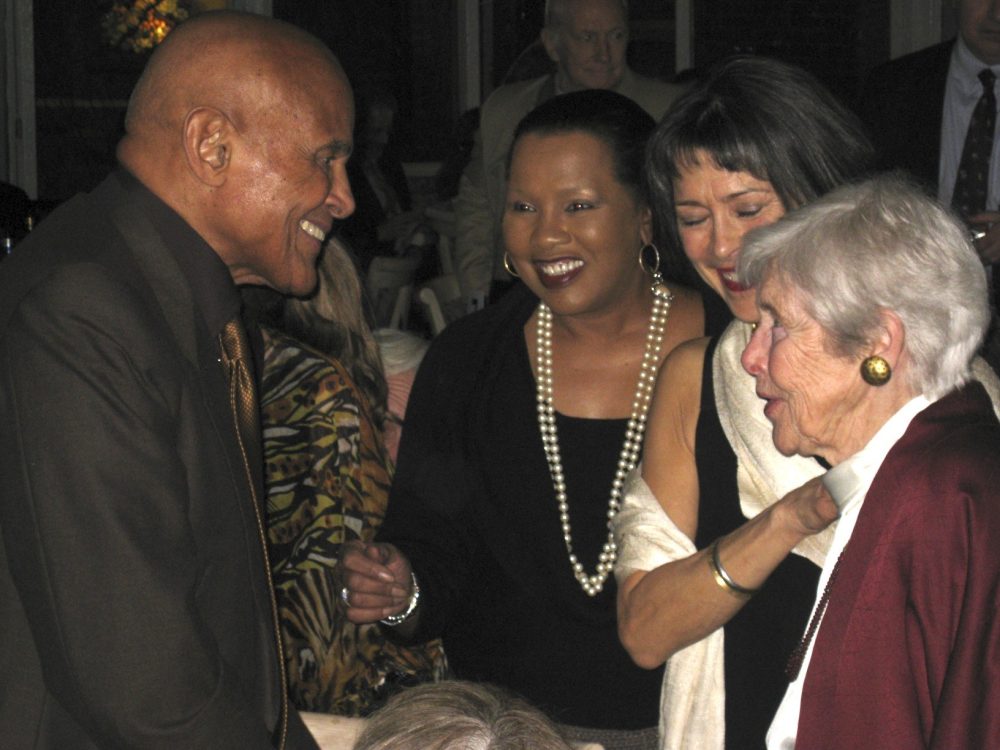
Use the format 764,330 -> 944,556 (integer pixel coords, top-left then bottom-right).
366,254 -> 422,329
417,273 -> 462,336
424,202 -> 456,276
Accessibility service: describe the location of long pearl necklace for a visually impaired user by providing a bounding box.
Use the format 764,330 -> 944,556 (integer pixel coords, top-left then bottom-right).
535,280 -> 673,596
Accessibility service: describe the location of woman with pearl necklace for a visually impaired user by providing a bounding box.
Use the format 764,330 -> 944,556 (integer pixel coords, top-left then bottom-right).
338,89 -> 707,749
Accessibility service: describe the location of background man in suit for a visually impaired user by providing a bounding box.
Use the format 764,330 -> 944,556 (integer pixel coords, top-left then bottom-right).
860,0 -> 1000,367
0,11 -> 354,748
450,0 -> 682,315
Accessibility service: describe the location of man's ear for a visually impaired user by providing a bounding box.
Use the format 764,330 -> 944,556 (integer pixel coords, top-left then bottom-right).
183,107 -> 232,187
540,28 -> 561,63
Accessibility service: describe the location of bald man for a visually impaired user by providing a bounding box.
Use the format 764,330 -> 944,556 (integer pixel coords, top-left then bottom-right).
0,11 -> 354,749
451,0 -> 682,314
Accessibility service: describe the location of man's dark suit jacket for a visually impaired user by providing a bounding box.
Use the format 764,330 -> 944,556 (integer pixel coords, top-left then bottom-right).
859,40 -> 954,191
0,173 -> 316,748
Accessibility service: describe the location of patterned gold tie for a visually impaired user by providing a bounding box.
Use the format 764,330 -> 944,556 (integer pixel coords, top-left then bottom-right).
218,317 -> 288,749
219,319 -> 263,492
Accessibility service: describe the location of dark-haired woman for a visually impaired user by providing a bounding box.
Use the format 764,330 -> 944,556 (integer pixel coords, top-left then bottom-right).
613,56 -> 877,750
340,89 -> 707,749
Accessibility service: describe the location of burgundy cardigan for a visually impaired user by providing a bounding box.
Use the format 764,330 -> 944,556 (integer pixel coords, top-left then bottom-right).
796,383 -> 1000,749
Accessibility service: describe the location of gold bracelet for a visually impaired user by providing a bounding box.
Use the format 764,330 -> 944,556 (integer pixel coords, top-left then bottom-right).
707,539 -> 759,598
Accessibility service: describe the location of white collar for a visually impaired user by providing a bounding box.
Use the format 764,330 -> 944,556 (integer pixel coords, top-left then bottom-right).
821,394 -> 934,515
952,36 -> 1000,93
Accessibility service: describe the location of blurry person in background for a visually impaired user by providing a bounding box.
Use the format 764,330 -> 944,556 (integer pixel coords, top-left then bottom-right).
859,0 -> 1000,370
338,87 -> 431,275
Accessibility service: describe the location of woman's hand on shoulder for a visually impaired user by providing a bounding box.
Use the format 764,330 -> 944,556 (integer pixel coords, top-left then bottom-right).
770,476 -> 839,545
338,541 -> 415,624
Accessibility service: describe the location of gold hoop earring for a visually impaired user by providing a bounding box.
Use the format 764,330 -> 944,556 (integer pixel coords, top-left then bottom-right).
638,243 -> 669,297
638,243 -> 661,277
503,252 -> 520,278
860,355 -> 891,386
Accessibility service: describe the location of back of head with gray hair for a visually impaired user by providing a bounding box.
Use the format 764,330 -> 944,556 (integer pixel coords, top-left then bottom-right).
352,681 -> 574,750
738,173 -> 990,398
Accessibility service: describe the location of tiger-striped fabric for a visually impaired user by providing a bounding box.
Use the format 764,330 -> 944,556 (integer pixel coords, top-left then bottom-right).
260,327 -> 446,716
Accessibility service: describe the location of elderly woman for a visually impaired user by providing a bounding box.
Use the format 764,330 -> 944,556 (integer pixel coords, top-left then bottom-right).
613,56 -> 878,750
339,90 -> 705,749
738,174 -> 1000,749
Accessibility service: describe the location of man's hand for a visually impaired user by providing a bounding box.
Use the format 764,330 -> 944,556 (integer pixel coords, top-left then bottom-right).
967,211 -> 1000,264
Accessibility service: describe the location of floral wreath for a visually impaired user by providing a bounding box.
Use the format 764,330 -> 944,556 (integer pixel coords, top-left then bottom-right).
101,0 -> 190,53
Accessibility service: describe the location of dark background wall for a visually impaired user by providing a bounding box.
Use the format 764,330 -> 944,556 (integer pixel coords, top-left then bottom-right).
272,0 -> 452,164
692,0 -> 889,102
33,2 -> 147,202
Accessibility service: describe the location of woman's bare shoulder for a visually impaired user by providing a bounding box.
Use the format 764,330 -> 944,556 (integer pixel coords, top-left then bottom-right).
649,335 -> 709,438
644,335 -> 707,535
662,335 -> 711,382
664,282 -> 709,342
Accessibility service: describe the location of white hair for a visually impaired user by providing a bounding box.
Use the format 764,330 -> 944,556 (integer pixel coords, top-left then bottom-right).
352,681 -> 574,750
738,173 -> 990,398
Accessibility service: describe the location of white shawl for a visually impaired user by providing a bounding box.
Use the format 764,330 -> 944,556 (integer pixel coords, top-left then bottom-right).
613,321 -> 826,750
615,469 -> 726,750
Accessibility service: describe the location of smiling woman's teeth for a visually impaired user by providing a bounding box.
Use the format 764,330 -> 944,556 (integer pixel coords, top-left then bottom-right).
299,220 -> 325,240
538,259 -> 584,276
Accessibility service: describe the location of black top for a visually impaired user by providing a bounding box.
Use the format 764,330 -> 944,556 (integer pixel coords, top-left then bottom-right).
694,336 -> 821,750
380,285 -> 663,729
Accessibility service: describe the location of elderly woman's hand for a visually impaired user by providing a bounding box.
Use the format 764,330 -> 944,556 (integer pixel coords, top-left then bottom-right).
339,541 -> 416,625
774,476 -> 839,541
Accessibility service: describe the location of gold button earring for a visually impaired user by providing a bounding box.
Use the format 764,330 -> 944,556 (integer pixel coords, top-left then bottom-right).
860,355 -> 891,386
